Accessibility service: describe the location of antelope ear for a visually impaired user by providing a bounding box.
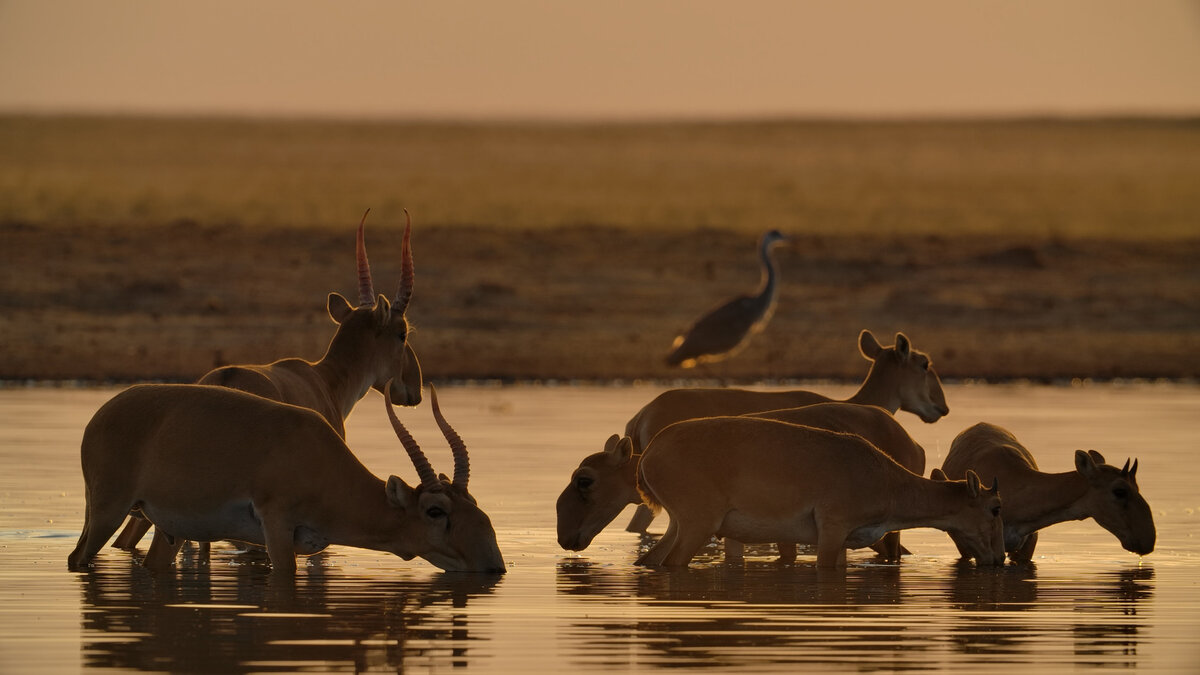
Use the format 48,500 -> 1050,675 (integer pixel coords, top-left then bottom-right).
372,294 -> 392,325
1074,449 -> 1098,476
605,435 -> 634,466
859,330 -> 883,360
1087,449 -> 1106,465
894,333 -> 911,359
328,292 -> 355,324
965,470 -> 982,497
990,476 -> 999,494
930,468 -> 948,481
386,475 -> 415,509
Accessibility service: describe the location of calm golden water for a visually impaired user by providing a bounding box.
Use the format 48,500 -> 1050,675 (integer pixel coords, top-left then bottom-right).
1,382 -> 1197,672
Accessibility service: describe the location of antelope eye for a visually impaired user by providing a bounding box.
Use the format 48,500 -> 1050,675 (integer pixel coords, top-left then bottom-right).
1113,487 -> 1129,500
575,475 -> 593,490
991,506 -> 1001,518
426,506 -> 447,519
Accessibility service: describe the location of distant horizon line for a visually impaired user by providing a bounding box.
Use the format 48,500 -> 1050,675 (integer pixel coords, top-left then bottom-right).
3,106 -> 1199,126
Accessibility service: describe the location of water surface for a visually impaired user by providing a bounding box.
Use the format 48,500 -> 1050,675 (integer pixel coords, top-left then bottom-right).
1,382 -> 1197,672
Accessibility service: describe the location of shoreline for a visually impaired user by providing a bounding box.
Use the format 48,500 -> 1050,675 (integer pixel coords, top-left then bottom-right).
5,221 -> 1197,383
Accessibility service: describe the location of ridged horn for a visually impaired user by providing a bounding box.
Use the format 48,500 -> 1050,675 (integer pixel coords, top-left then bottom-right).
393,208 -> 414,314
429,385 -> 469,488
384,381 -> 437,488
356,208 -> 375,307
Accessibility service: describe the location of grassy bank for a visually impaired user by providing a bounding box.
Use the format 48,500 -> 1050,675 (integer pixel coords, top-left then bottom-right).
3,115 -> 1199,237
2,115 -> 1198,381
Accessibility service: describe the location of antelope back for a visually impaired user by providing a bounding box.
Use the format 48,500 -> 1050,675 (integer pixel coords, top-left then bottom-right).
746,402 -> 926,475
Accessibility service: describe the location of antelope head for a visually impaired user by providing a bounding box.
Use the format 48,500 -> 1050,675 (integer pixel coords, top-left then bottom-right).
556,434 -> 638,551
328,209 -> 422,406
1073,449 -> 1156,555
384,384 -> 506,573
931,468 -> 1006,565
859,330 -> 949,423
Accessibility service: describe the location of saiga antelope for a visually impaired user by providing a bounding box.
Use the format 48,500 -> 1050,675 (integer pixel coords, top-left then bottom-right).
938,422 -> 1154,561
556,402 -> 926,562
69,384 -> 506,574
634,417 -> 1005,568
113,210 -> 422,550
625,330 -> 947,532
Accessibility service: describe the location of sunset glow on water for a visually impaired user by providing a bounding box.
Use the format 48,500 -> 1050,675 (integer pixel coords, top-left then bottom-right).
1,382 -> 1196,672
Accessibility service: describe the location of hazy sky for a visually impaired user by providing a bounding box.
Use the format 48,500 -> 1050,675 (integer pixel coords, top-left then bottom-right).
2,0 -> 1198,119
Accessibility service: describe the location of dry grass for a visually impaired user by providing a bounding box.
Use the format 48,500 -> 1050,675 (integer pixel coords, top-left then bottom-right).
3,115 -> 1199,237
2,115 -> 1198,381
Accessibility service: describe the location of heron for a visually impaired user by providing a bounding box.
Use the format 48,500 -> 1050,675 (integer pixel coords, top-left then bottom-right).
665,229 -> 790,368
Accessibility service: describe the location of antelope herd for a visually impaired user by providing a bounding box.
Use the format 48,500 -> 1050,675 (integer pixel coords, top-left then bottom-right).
70,223 -> 1156,576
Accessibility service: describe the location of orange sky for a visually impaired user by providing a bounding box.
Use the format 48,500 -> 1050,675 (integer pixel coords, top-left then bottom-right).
2,1 -> 1198,119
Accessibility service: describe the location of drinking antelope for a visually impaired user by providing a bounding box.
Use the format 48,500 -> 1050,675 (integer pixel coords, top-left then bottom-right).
938,422 -> 1155,561
624,330 -> 947,532
113,210 -> 422,550
556,402 -> 926,562
69,384 -> 506,574
634,417 -> 1005,568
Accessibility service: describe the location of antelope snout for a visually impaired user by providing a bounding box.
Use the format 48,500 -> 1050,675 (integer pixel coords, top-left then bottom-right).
388,379 -> 423,407
1123,532 -> 1156,556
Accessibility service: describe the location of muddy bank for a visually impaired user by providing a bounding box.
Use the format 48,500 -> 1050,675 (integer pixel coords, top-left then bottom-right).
3,221 -> 1197,382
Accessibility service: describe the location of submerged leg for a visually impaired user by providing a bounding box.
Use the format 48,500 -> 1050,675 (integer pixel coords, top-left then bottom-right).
625,504 -> 656,534
113,515 -> 153,550
724,538 -> 745,562
143,530 -> 185,570
260,513 -> 298,576
68,497 -> 132,570
1009,532 -> 1038,562
870,532 -> 902,562
815,521 -> 851,569
776,542 -> 797,565
662,521 -> 720,567
636,520 -> 678,566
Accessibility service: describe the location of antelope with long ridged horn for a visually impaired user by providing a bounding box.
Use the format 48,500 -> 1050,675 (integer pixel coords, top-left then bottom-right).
938,422 -> 1155,562
198,208 -> 424,431
633,416 -> 1005,568
69,382 -> 506,574
620,330 -> 948,533
112,209 -> 424,551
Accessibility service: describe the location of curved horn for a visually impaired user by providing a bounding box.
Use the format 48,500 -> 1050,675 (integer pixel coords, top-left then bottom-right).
384,381 -> 437,488
356,208 -> 375,307
429,385 -> 469,488
393,208 -> 414,314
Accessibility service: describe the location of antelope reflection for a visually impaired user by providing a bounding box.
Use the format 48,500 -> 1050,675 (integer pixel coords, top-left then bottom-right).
75,555 -> 501,672
555,559 -> 1152,671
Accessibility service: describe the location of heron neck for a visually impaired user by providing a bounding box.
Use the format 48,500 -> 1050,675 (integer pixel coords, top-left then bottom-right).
758,238 -> 779,296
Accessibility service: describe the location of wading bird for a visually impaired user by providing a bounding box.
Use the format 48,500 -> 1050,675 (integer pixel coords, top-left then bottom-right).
665,229 -> 789,368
